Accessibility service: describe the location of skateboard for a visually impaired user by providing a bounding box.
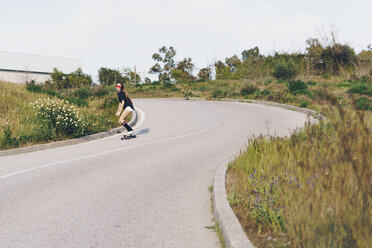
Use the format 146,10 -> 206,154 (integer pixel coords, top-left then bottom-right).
121,134 -> 136,140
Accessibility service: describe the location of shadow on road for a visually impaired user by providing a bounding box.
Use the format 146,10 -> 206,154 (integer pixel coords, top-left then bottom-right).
136,128 -> 150,136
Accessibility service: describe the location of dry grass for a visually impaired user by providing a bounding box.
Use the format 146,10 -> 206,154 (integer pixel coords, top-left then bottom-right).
227,96 -> 371,247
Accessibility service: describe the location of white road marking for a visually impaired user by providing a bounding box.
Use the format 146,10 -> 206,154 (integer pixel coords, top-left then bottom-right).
0,118 -> 220,181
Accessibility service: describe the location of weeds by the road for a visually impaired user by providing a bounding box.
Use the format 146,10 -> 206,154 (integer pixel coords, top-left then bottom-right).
227,95 -> 372,247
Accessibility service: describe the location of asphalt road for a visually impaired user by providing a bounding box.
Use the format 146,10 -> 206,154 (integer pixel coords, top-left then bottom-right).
0,99 -> 312,248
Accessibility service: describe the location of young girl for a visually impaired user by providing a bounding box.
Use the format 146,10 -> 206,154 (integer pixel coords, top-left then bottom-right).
115,82 -> 136,139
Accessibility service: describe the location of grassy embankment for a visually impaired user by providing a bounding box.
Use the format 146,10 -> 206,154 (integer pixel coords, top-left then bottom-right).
0,81 -> 130,150
226,92 -> 371,247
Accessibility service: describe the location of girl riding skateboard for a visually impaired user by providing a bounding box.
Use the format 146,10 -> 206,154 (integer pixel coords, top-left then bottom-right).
115,82 -> 136,139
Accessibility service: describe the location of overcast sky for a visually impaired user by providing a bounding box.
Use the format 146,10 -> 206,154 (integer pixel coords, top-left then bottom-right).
0,0 -> 371,82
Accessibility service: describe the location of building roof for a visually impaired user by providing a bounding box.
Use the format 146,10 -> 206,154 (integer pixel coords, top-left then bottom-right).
0,51 -> 82,74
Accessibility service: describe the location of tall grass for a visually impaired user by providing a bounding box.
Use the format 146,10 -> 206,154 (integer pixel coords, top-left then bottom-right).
227,97 -> 371,247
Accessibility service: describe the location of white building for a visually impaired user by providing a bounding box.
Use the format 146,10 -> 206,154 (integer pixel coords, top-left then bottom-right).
0,51 -> 82,84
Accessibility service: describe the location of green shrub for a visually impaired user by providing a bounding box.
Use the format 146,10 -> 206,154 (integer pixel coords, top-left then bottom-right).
26,81 -> 42,93
74,87 -> 92,99
261,89 -> 271,96
43,89 -> 60,97
347,84 -> 370,95
199,85 -> 209,92
94,86 -> 110,97
0,124 -> 19,148
170,87 -> 180,92
287,80 -> 313,98
31,98 -> 87,138
299,100 -> 310,108
272,59 -> 299,80
184,91 -> 193,99
161,82 -> 174,89
211,89 -> 228,99
288,80 -> 307,92
240,84 -> 259,96
355,97 -> 371,110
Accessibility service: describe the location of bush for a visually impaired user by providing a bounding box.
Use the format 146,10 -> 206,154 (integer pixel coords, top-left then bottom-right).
199,85 -> 209,92
0,124 -> 19,148
170,87 -> 180,92
355,97 -> 371,110
287,80 -> 312,98
51,68 -> 92,89
74,87 -> 92,99
299,100 -> 310,108
240,84 -> 259,96
347,84 -> 368,95
288,80 -> 307,92
43,89 -> 60,97
211,89 -> 228,99
184,91 -> 193,99
31,98 -> 87,138
94,86 -> 110,97
321,43 -> 356,74
26,80 -> 42,93
161,82 -> 174,89
272,59 -> 299,80
261,89 -> 271,96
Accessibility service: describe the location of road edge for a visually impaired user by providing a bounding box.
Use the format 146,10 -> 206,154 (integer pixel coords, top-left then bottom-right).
0,109 -> 140,157
211,99 -> 320,248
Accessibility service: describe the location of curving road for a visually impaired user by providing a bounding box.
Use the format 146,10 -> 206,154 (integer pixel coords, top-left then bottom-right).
0,99 -> 312,248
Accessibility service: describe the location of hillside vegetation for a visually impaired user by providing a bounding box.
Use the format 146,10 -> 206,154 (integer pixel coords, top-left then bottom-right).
227,95 -> 371,247
0,81 -> 128,149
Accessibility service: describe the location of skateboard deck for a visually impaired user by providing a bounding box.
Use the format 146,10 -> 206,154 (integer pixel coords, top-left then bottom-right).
121,134 -> 136,140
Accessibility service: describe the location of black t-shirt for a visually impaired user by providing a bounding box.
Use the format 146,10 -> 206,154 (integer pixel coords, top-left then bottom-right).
117,91 -> 134,110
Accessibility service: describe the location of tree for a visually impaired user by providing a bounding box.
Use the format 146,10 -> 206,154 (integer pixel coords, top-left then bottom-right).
198,67 -> 212,81
171,58 -> 195,82
98,67 -> 126,86
272,59 -> 299,80
149,46 -> 177,83
123,67 -> 141,84
321,43 -> 356,74
214,60 -> 233,80
241,47 -> 260,61
51,68 -> 68,89
144,77 -> 152,84
68,68 -> 92,88
50,68 -> 92,89
225,55 -> 241,72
